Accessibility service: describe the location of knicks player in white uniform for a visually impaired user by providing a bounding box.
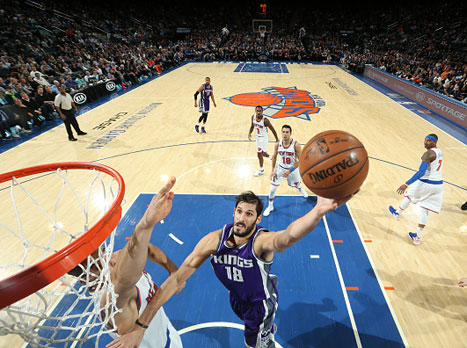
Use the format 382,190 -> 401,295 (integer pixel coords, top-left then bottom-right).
389,134 -> 444,245
70,179 -> 184,348
248,105 -> 278,177
263,125 -> 309,216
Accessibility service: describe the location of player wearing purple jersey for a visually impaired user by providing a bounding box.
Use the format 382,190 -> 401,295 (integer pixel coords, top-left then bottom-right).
108,179 -> 357,348
194,77 -> 216,133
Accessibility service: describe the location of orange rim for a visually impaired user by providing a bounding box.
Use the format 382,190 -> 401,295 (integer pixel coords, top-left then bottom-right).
0,162 -> 125,309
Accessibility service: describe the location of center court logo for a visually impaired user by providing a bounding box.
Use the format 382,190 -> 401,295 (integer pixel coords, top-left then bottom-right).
225,87 -> 325,121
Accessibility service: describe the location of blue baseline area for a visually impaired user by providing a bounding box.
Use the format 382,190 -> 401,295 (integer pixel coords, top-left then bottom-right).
234,62 -> 289,73
31,194 -> 404,347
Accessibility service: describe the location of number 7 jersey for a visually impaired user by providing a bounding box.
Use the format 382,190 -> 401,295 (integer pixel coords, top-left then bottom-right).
210,224 -> 277,302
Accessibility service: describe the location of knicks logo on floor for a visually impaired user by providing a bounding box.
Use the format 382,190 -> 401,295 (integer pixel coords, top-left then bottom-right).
225,87 -> 325,121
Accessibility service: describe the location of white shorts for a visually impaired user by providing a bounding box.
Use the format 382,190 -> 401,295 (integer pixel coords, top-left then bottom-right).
406,180 -> 444,213
271,165 -> 302,187
256,135 -> 268,153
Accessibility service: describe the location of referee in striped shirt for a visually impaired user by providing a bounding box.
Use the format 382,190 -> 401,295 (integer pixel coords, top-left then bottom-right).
54,86 -> 87,141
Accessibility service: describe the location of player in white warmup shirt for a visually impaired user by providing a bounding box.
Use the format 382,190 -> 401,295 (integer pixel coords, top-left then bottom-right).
263,125 -> 309,217
389,134 -> 444,245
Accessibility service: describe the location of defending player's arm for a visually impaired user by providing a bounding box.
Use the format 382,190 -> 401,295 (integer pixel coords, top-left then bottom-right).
248,117 -> 255,141
111,178 -> 176,308
264,118 -> 279,142
396,150 -> 435,194
106,230 -> 220,348
147,244 -> 178,275
256,194 -> 356,256
194,85 -> 203,107
270,141 -> 279,180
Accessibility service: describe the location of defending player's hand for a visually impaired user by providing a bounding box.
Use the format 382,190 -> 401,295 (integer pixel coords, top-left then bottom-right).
194,101 -> 197,107
106,324 -> 145,348
396,184 -> 407,195
315,190 -> 358,216
283,170 -> 291,178
248,133 -> 252,141
141,177 -> 176,228
270,172 -> 276,181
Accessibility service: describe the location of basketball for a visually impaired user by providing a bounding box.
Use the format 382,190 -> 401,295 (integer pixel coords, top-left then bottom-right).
299,130 -> 369,199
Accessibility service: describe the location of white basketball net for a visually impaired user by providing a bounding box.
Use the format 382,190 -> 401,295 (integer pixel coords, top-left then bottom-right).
0,167 -> 122,347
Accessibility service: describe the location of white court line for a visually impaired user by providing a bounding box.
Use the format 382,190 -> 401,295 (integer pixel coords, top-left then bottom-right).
323,215 -> 362,348
178,321 -> 284,348
346,205 -> 409,347
169,233 -> 184,245
445,147 -> 467,150
309,254 -> 320,259
177,156 -> 257,181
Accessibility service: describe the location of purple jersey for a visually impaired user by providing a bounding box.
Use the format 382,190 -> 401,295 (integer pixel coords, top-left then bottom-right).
210,224 -> 277,303
198,83 -> 212,113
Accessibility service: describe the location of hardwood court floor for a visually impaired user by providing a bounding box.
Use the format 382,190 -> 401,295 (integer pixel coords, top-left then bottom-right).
1,62 -> 466,348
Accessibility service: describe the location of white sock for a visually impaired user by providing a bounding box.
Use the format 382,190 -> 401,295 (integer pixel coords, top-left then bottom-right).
259,167 -> 263,171
417,227 -> 423,237
397,197 -> 411,214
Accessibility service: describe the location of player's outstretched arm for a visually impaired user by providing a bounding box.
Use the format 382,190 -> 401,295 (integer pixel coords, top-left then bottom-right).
106,230 -> 220,348
147,244 -> 178,275
257,193 -> 357,254
112,177 -> 176,307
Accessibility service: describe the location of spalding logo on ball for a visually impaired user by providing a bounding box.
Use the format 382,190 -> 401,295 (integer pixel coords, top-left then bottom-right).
299,130 -> 369,199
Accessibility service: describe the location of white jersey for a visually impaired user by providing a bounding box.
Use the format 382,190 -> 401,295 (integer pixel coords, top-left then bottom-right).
277,139 -> 297,169
252,115 -> 268,138
420,148 -> 443,181
108,271 -> 183,348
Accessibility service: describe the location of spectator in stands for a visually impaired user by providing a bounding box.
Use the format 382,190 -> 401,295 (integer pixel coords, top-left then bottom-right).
20,92 -> 44,126
4,86 -> 16,105
33,72 -> 50,87
35,86 -> 55,120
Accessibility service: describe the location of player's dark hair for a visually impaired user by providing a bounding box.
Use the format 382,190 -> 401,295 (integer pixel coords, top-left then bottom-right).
255,105 -> 263,111
68,263 -> 86,277
282,124 -> 292,133
428,133 -> 438,141
235,191 -> 263,217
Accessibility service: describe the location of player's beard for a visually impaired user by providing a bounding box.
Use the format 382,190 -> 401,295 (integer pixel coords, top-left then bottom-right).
232,219 -> 256,237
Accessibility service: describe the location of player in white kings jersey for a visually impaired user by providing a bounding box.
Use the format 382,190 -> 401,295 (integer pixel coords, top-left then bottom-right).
248,105 -> 279,177
389,134 -> 444,245
263,125 -> 309,217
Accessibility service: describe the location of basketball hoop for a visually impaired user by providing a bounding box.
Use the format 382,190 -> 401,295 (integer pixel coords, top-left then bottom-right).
259,29 -> 265,38
0,162 -> 125,346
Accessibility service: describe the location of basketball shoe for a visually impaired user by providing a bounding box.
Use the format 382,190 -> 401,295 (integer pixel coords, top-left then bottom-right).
408,232 -> 420,245
253,169 -> 264,177
388,206 -> 400,220
201,126 -> 206,133
263,204 -> 274,216
194,125 -> 199,133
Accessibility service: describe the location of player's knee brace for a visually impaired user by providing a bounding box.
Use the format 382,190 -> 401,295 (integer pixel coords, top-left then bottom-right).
418,207 -> 428,225
269,185 -> 278,200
